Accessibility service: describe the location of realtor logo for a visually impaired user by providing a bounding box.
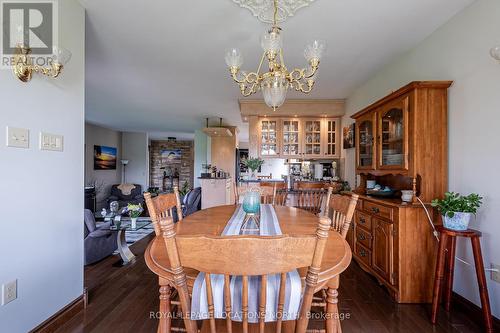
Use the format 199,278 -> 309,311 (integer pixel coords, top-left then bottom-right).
1,0 -> 57,68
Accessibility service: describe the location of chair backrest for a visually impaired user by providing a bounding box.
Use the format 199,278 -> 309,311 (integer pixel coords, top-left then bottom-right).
324,191 -> 359,238
295,188 -> 327,216
144,187 -> 183,236
261,182 -> 288,206
159,215 -> 331,333
234,183 -> 276,205
295,181 -> 326,190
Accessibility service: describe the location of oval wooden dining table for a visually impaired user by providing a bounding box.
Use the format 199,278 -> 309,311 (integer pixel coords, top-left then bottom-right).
145,205 -> 352,333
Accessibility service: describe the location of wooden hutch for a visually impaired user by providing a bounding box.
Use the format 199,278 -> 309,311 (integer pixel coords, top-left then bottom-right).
347,81 -> 452,303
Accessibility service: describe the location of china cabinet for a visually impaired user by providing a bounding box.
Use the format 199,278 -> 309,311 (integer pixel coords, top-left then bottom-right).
348,81 -> 452,303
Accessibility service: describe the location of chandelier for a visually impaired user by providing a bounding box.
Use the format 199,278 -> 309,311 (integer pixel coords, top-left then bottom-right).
225,0 -> 326,111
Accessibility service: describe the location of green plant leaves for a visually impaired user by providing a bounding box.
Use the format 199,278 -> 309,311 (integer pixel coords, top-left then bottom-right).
431,192 -> 483,217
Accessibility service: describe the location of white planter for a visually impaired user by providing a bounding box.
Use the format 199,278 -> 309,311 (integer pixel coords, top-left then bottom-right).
131,217 -> 138,229
443,212 -> 472,231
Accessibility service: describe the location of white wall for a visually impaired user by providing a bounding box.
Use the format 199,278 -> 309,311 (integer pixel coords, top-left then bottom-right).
0,1 -> 85,332
343,0 -> 500,317
193,130 -> 209,188
122,132 -> 149,191
85,123 -> 122,208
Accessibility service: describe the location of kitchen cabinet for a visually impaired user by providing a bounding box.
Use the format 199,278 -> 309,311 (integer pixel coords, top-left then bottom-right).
255,117 -> 340,159
356,113 -> 376,170
323,118 -> 339,158
259,119 -> 279,157
281,119 -> 301,157
302,119 -> 323,158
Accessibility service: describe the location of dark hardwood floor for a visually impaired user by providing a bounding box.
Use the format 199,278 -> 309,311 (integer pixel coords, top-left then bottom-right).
54,234 -> 486,333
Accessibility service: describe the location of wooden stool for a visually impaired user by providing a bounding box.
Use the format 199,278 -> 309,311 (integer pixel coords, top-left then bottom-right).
431,225 -> 494,332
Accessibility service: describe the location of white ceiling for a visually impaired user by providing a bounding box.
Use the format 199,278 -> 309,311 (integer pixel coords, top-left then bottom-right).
81,0 -> 474,140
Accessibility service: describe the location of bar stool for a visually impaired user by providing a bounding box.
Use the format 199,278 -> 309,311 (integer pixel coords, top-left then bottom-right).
431,225 -> 494,332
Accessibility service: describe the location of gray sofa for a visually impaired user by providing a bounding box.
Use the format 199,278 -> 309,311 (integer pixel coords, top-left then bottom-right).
84,209 -> 117,265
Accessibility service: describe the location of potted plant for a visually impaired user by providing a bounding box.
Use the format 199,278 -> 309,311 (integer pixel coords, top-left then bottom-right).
178,181 -> 191,202
126,203 -> 143,229
431,192 -> 483,231
243,157 -> 264,179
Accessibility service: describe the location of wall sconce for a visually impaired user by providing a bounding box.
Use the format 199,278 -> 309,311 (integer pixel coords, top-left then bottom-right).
490,46 -> 500,62
13,45 -> 72,82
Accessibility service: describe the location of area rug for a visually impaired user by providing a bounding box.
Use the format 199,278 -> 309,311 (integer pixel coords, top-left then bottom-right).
124,224 -> 155,245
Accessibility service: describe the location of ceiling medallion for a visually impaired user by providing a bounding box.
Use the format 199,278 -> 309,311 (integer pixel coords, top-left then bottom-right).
225,0 -> 325,111
232,0 -> 315,23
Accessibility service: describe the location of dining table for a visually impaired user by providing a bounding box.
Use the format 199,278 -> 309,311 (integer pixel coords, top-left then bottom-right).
145,204 -> 352,333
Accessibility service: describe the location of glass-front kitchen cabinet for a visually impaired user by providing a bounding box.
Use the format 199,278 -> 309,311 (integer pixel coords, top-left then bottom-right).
281,119 -> 301,157
259,119 -> 279,156
356,113 -> 376,170
257,117 -> 340,159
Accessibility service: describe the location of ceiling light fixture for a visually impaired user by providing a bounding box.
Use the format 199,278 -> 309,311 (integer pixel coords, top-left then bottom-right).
225,0 -> 325,111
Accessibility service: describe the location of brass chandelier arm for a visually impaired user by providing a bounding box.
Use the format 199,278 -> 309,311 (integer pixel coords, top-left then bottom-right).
31,64 -> 63,78
239,81 -> 260,97
290,78 -> 314,93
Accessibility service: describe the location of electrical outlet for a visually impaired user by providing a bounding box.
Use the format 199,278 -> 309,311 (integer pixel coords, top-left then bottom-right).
492,264 -> 500,283
1,280 -> 17,305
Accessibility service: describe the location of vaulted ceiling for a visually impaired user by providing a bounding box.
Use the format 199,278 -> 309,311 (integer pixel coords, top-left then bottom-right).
81,0 -> 474,140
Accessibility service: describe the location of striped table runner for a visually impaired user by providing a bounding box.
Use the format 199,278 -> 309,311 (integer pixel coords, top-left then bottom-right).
190,204 -> 302,323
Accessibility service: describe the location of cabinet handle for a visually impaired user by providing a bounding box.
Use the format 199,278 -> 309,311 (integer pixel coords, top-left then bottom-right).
360,250 -> 367,257
359,218 -> 366,224
371,207 -> 380,213
358,234 -> 366,241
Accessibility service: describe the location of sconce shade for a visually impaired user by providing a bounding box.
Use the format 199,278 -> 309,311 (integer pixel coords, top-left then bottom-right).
52,46 -> 72,65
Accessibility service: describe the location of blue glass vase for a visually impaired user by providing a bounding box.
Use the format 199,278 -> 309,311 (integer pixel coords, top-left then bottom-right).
242,190 -> 261,214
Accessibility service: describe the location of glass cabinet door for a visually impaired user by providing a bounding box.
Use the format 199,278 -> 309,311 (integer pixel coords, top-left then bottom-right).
303,119 -> 322,157
378,96 -> 408,169
281,119 -> 300,157
260,119 -> 278,156
324,119 -> 338,157
357,115 -> 376,169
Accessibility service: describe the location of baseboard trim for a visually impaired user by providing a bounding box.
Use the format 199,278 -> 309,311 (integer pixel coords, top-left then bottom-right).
30,288 -> 88,333
452,291 -> 500,331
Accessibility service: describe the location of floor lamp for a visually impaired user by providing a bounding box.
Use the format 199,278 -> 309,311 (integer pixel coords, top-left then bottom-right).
121,159 -> 129,183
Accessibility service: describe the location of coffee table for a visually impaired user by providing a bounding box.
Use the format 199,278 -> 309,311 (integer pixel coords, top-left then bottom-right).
99,217 -> 152,265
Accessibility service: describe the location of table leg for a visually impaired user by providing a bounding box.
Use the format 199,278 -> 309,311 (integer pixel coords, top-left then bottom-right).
471,236 -> 494,332
444,235 -> 456,312
431,233 -> 448,324
116,229 -> 135,264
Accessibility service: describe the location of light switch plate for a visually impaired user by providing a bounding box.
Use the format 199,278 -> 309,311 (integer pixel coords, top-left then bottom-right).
6,127 -> 29,148
39,132 -> 64,152
1,280 -> 17,306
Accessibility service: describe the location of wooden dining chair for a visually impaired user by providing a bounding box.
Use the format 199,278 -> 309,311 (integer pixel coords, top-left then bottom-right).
324,190 -> 359,237
144,187 -> 183,235
311,191 -> 359,324
295,189 -> 327,216
259,183 -> 277,205
158,215 -> 333,333
144,187 -> 183,332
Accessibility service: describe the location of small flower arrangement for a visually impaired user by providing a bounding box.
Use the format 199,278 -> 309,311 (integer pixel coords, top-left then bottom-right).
126,203 -> 143,218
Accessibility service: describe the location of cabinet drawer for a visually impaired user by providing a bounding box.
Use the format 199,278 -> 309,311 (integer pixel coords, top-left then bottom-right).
356,227 -> 372,249
355,243 -> 371,266
364,201 -> 393,220
355,211 -> 372,230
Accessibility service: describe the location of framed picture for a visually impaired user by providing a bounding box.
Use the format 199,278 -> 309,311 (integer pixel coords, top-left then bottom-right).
94,145 -> 117,170
160,149 -> 182,163
343,123 -> 355,149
